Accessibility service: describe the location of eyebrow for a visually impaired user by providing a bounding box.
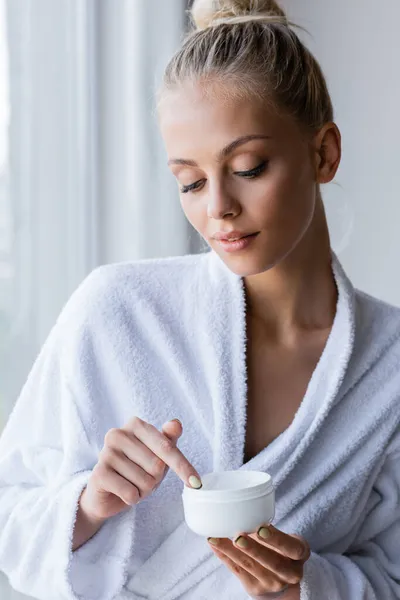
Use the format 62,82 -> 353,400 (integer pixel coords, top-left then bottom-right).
167,134 -> 272,167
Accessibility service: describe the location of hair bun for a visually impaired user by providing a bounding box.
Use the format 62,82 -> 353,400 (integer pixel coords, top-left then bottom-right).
191,0 -> 287,31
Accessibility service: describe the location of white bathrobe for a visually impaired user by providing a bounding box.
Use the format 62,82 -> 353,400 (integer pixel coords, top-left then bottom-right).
0,249 -> 399,600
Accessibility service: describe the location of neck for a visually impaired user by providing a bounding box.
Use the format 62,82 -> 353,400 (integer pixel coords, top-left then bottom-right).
244,197 -> 338,343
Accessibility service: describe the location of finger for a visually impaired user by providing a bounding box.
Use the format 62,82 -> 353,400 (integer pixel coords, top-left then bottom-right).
105,450 -> 158,496
105,429 -> 166,479
208,539 -> 289,596
160,419 -> 183,476
94,462 -> 140,506
208,545 -> 260,592
231,533 -> 303,585
253,524 -> 310,562
290,534 -> 311,560
125,417 -> 202,489
211,537 -> 301,585
158,419 -> 183,478
161,418 -> 183,441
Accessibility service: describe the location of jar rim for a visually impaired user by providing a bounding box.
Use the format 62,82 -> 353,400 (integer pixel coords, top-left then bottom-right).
182,470 -> 274,503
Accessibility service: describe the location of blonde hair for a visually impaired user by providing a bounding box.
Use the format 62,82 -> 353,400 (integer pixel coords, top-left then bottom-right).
161,0 -> 334,133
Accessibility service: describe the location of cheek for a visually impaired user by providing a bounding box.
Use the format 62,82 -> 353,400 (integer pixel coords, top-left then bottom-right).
180,197 -> 208,234
259,161 -> 315,225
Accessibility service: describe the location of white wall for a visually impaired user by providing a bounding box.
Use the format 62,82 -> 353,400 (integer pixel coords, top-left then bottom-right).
283,0 -> 400,306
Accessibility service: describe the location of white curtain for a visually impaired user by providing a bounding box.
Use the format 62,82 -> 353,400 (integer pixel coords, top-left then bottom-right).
97,0 -> 199,264
0,0 -> 192,597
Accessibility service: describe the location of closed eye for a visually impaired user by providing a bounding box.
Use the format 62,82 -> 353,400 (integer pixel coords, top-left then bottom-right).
179,161 -> 268,194
180,180 -> 205,194
234,161 -> 268,178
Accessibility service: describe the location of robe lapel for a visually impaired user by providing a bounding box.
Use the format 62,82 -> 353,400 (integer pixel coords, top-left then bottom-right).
124,250 -> 356,600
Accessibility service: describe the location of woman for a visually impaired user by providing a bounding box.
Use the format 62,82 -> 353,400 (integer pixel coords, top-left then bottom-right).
0,1 -> 399,599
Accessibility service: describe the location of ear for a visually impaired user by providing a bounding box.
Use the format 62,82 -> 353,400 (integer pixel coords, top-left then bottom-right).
313,123 -> 341,184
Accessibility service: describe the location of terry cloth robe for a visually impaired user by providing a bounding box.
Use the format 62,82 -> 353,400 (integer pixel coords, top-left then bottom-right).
0,249 -> 399,600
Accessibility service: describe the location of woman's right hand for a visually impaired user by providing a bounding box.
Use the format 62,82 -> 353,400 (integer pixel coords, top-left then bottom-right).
79,417 -> 202,522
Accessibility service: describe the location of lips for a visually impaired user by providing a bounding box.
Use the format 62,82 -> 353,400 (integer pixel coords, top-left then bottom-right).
213,231 -> 259,241
216,232 -> 259,253
228,235 -> 250,241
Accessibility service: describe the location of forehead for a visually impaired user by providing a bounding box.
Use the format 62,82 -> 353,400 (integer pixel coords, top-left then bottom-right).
159,82 -> 296,157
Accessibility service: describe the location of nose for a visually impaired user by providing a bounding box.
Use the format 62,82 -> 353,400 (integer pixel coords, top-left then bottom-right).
206,180 -> 239,220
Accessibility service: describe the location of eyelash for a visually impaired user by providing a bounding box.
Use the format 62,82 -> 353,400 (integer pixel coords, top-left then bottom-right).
180,161 -> 268,194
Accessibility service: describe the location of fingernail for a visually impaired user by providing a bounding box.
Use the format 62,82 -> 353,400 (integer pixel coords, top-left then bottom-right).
257,526 -> 271,539
207,537 -> 219,545
234,535 -> 248,548
171,418 -> 182,427
189,475 -> 202,489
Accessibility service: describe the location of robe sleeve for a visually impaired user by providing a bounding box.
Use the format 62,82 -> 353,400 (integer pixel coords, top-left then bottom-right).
300,444 -> 400,599
0,267 -> 137,600
206,443 -> 400,600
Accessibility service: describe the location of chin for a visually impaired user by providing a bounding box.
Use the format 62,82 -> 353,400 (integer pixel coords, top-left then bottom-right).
214,250 -> 279,278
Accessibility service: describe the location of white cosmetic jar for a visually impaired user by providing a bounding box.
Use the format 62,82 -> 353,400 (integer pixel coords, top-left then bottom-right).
182,470 -> 275,538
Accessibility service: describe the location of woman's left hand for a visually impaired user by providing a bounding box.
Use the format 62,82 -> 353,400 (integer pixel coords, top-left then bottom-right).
207,524 -> 310,599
